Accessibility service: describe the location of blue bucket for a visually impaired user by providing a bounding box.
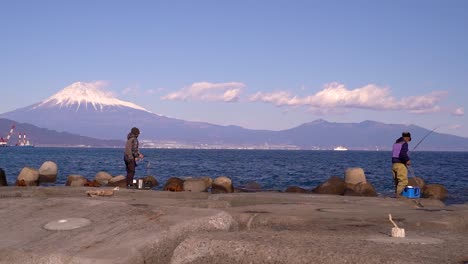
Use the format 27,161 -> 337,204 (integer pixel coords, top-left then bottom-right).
402,186 -> 421,198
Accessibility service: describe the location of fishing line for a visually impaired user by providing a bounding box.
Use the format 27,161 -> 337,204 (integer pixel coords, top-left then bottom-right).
411,126 -> 439,152
408,165 -> 416,178
146,161 -> 151,176
408,126 -> 439,178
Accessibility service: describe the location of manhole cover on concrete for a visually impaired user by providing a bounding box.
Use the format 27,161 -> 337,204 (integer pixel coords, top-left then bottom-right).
44,218 -> 91,231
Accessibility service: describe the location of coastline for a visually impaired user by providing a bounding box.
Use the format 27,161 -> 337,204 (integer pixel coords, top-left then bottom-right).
0,187 -> 467,264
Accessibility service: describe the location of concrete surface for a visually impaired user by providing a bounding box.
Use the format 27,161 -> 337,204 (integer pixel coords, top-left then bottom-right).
0,187 -> 467,264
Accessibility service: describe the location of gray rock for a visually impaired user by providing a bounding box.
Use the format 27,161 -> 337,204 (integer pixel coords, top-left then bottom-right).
183,178 -> 209,192
344,167 -> 366,185
200,176 -> 213,189
344,182 -> 377,197
109,175 -> 126,183
16,167 -> 39,186
311,176 -> 346,195
164,177 -> 184,192
94,171 -> 113,185
423,184 -> 448,201
212,176 -> 234,194
65,175 -> 88,187
141,175 -> 159,188
38,161 -> 58,183
107,175 -> 127,187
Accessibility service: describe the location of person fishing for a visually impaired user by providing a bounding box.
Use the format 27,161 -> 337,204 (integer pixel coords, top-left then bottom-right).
391,132 -> 412,197
124,127 -> 144,188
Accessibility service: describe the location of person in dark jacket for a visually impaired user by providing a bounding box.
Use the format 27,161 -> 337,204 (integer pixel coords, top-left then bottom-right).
391,132 -> 412,197
124,127 -> 144,188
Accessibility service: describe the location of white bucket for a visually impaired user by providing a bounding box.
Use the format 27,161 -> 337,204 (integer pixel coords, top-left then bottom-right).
138,179 -> 143,189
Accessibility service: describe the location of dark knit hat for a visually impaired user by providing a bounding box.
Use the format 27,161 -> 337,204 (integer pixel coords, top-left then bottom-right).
402,132 -> 411,140
131,127 -> 140,135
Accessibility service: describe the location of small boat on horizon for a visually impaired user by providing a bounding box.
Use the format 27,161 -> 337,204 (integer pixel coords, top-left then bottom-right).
15,132 -> 35,148
333,146 -> 348,151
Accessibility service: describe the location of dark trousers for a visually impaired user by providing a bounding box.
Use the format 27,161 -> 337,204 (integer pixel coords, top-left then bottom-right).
0,168 -> 7,186
125,159 -> 136,185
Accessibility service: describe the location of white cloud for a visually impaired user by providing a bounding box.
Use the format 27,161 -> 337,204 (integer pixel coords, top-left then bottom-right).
160,81 -> 452,116
161,82 -> 246,102
399,91 -> 447,111
248,91 -> 300,106
302,83 -> 397,109
452,107 -> 464,116
248,82 -> 448,114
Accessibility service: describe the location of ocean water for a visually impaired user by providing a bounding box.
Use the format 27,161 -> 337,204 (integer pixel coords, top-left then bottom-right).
1,147 -> 467,204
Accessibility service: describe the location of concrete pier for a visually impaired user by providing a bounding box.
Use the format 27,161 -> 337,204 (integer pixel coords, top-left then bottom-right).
0,187 -> 467,263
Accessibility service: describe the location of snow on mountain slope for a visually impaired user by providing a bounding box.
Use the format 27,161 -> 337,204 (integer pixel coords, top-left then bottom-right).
35,81 -> 150,112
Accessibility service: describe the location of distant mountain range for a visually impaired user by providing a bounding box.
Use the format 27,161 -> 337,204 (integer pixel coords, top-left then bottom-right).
0,118 -> 123,147
1,82 -> 467,151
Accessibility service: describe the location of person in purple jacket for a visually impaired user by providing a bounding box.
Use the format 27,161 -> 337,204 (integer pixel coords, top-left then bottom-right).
392,132 -> 412,197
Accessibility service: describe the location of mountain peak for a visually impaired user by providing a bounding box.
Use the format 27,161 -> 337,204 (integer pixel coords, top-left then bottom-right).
309,119 -> 329,125
35,81 -> 149,112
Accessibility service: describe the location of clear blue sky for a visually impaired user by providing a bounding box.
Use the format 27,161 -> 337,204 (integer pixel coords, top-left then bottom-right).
2,0 -> 467,137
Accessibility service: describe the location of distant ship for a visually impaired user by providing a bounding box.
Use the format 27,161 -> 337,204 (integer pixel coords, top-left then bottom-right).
15,131 -> 34,147
0,124 -> 15,147
16,140 -> 34,147
333,146 -> 348,151
0,138 -> 8,147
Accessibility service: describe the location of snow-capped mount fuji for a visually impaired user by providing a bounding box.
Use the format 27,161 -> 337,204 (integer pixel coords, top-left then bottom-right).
35,81 -> 149,112
0,81 -> 268,143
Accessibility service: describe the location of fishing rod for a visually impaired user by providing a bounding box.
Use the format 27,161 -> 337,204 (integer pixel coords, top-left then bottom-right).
411,126 -> 439,152
407,126 -> 439,178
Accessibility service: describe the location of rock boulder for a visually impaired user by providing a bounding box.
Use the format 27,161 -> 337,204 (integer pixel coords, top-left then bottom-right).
94,171 -> 113,185
183,178 -> 209,192
344,182 -> 377,197
311,176 -> 346,195
164,177 -> 184,192
142,175 -> 159,188
423,184 -> 448,201
38,161 -> 58,184
211,176 -> 234,194
344,167 -> 367,185
84,180 -> 101,187
16,167 -> 39,186
107,175 -> 127,188
65,175 -> 88,187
